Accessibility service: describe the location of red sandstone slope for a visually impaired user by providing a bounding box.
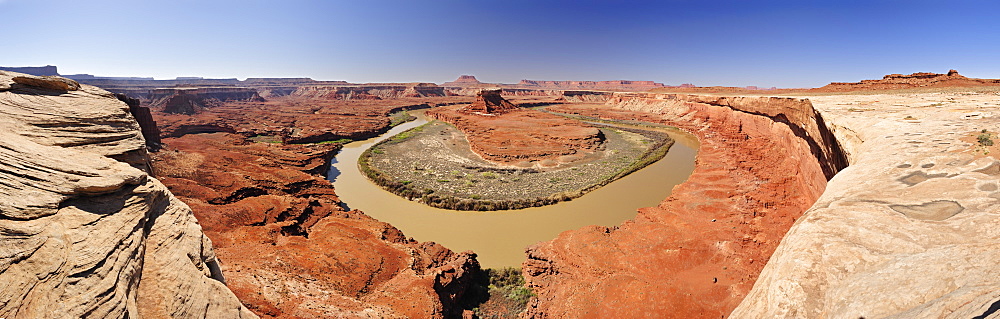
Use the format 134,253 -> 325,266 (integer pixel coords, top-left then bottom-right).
150,98 -> 480,318
523,95 -> 846,318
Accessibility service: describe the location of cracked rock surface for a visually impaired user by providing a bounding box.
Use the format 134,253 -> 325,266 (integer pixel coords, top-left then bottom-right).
0,71 -> 255,318
733,92 -> 1000,318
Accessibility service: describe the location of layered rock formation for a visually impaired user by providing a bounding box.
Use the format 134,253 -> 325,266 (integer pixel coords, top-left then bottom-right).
11,74 -> 81,91
0,71 -> 254,318
460,89 -> 519,114
517,79 -> 667,91
441,75 -> 484,87
288,84 -> 446,100
561,90 -> 613,103
144,88 -> 265,112
153,133 -> 479,318
428,93 -> 605,166
0,65 -> 59,76
524,94 -> 846,318
115,93 -> 162,150
731,92 -> 1000,318
149,95 -> 482,318
152,96 -> 442,143
813,70 -> 1000,92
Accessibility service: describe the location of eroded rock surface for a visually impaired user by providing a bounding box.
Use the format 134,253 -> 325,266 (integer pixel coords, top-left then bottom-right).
428,104 -> 605,167
523,95 -> 842,318
732,92 -> 1000,318
812,70 -> 1000,92
11,74 -> 81,91
0,71 -> 254,318
150,98 -> 481,318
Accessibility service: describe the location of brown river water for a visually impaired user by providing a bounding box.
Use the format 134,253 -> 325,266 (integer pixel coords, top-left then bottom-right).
328,110 -> 698,268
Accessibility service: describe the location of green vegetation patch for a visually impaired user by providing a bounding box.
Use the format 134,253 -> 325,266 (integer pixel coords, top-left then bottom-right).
318,138 -> 354,145
459,267 -> 535,319
389,110 -> 416,127
978,129 -> 994,147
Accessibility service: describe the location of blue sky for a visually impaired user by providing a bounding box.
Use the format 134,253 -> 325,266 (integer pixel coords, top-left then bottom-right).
2,0 -> 998,87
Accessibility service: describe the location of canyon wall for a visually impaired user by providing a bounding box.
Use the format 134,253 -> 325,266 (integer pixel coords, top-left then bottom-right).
153,134 -> 480,318
118,87 -> 265,111
561,90 -> 613,103
289,85 -> 446,100
812,70 -> 1000,92
731,93 -> 1000,318
518,79 -> 666,91
148,95 -> 482,318
0,71 -> 254,318
524,93 -> 846,318
0,65 -> 59,76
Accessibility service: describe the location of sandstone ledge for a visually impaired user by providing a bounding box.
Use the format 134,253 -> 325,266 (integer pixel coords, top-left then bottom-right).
732,92 -> 1000,318
0,71 -> 254,318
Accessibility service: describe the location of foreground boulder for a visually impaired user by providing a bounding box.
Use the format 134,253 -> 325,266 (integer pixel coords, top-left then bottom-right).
0,71 -> 254,318
11,74 -> 81,91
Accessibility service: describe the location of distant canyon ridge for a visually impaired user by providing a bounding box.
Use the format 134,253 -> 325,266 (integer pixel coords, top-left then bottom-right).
5,64 -> 1000,319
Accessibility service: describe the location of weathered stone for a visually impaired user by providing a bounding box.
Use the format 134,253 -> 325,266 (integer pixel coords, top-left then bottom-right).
12,74 -> 81,91
731,92 -> 1000,318
150,97 -> 482,318
428,103 -> 604,166
0,71 -> 254,318
461,89 -> 519,114
522,95 -> 838,318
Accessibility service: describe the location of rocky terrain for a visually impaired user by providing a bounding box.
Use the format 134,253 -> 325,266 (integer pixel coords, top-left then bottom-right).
427,91 -> 605,166
142,94 -> 488,318
0,71 -> 255,318
731,91 -> 1000,318
523,94 -> 846,318
153,132 -> 479,318
153,96 -> 462,143
441,75 -> 486,87
362,119 -> 671,211
439,74 -> 675,92
812,70 -> 1000,92
517,79 -> 667,91
8,63 -> 1000,318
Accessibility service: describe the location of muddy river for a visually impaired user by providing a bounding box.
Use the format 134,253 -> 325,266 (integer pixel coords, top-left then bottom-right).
328,110 -> 698,268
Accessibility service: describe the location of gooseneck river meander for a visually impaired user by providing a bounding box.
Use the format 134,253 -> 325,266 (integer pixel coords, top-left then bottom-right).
328,110 -> 698,267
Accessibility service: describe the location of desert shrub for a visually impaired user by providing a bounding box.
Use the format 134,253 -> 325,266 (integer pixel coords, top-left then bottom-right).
979,131 -> 994,147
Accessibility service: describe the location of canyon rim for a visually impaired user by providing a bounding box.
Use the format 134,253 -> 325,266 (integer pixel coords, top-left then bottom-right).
4,1 -> 1000,318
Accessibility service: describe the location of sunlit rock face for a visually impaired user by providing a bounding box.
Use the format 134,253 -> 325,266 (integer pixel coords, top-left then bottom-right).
522,94 -> 842,318
0,71 -> 256,318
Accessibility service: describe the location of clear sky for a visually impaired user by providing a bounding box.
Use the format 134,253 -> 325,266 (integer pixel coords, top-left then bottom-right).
2,0 -> 998,87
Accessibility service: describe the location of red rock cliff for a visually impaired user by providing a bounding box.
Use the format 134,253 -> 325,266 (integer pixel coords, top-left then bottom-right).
150,97 -> 481,318
812,70 -> 1000,92
524,94 -> 847,318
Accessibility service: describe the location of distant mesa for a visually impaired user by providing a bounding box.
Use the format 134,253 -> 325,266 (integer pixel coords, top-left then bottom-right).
442,74 -> 674,91
812,69 -> 1000,92
442,75 -> 484,87
461,89 -> 519,115
0,65 -> 59,76
517,79 -> 667,91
